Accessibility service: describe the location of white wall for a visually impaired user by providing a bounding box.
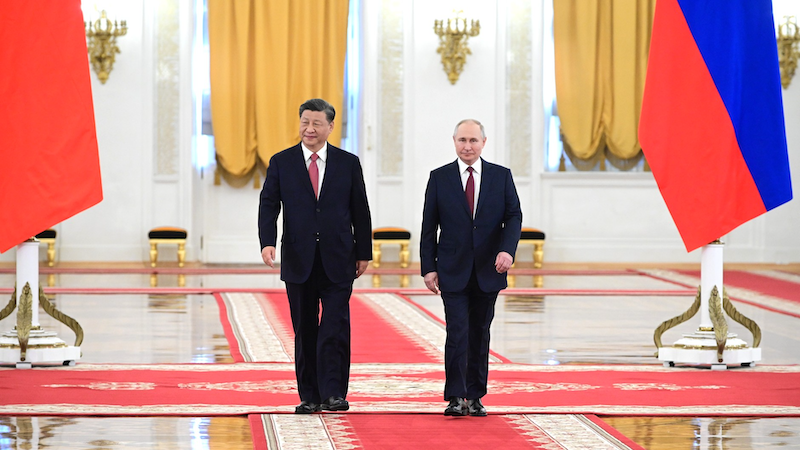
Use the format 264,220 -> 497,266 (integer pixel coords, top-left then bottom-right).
2,0 -> 798,265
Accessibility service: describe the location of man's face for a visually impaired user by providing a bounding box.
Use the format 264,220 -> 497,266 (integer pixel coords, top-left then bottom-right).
453,122 -> 486,166
300,110 -> 333,152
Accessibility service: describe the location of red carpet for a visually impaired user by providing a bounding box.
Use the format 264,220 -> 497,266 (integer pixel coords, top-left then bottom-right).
0,266 -> 633,276
249,413 -> 646,449
677,270 -> 800,304
2,280 -> 796,448
215,292 -> 445,364
208,288 -> 800,448
343,415 -> 538,448
1,363 -> 800,416
257,293 -> 442,364
640,269 -> 800,318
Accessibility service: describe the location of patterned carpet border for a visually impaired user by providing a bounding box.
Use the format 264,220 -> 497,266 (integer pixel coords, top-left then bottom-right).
0,403 -> 797,417
640,269 -> 800,318
2,363 -> 800,417
249,413 -> 645,450
4,363 -> 798,373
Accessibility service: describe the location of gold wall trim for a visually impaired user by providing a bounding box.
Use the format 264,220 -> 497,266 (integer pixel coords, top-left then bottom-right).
507,0 -> 532,177
379,0 -> 404,177
155,0 -> 180,177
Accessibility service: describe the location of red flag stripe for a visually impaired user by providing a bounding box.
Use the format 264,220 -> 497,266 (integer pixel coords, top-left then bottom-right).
0,1 -> 102,253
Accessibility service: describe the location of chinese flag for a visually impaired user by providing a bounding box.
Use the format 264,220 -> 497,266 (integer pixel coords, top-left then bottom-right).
0,1 -> 103,253
639,0 -> 792,252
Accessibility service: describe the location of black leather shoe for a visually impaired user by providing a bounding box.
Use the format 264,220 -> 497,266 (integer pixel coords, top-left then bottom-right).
321,396 -> 350,411
443,397 -> 468,416
468,398 -> 487,416
295,401 -> 321,414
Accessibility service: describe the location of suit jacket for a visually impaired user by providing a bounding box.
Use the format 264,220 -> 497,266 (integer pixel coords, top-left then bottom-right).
420,158 -> 522,293
258,143 -> 372,284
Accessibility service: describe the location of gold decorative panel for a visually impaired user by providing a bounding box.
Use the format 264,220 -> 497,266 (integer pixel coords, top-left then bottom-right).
379,0 -> 404,177
507,0 -> 532,177
155,0 -> 180,177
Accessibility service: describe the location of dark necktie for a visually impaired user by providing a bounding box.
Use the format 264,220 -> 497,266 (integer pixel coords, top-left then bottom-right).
466,166 -> 474,217
309,153 -> 319,199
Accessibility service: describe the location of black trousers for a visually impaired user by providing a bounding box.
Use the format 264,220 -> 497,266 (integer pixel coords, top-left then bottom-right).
441,270 -> 499,400
285,246 -> 353,404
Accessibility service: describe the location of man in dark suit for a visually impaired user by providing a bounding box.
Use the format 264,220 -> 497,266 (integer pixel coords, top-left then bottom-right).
420,119 -> 522,417
259,98 -> 372,414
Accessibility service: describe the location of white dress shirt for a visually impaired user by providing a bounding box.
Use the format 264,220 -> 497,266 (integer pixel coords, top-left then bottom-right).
302,142 -> 327,195
457,157 -> 481,218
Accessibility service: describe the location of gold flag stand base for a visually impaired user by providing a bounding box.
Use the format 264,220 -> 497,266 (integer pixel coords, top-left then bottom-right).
658,330 -> 759,370
654,241 -> 761,370
0,329 -> 81,368
0,240 -> 82,368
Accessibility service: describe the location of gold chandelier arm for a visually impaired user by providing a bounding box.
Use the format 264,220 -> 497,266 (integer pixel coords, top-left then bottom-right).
85,10 -> 127,84
653,286 -> 701,354
39,287 -> 84,347
722,287 -> 762,348
433,16 -> 480,84
778,16 -> 800,89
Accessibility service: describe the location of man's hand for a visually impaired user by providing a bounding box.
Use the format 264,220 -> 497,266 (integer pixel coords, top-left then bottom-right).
355,260 -> 369,278
495,251 -> 513,273
262,246 -> 276,268
424,271 -> 440,294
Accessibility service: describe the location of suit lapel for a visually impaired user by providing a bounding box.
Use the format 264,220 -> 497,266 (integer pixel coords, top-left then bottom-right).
445,161 -> 472,217
475,158 -> 491,218
318,145 -> 337,202
290,145 -> 316,200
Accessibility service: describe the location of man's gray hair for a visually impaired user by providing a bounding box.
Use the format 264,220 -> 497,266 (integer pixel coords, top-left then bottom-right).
453,119 -> 486,139
299,98 -> 335,123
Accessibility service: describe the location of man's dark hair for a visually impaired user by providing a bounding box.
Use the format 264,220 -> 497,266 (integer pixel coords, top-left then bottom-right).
299,98 -> 335,123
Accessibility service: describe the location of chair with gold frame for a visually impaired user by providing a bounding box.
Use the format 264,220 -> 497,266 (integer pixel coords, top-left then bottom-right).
35,229 -> 57,267
515,227 -> 545,269
148,227 -> 187,267
371,227 -> 411,268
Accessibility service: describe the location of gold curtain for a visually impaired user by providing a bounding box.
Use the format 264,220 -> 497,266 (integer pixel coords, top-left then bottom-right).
209,0 -> 349,183
553,0 -> 654,166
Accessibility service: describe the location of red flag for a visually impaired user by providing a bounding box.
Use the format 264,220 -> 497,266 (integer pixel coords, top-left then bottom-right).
0,1 -> 103,253
639,0 -> 792,252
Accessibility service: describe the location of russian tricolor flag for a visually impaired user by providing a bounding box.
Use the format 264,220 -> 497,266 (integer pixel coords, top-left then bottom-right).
640,0 -> 793,252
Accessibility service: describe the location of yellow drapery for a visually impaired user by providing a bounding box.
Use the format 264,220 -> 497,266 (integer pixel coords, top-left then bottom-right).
208,0 -> 349,181
553,0 -> 654,164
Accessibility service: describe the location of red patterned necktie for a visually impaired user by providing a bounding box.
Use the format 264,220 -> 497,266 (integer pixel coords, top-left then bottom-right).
466,166 -> 474,217
309,153 -> 319,199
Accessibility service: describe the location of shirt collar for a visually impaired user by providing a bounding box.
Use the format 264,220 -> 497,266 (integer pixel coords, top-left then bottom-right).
302,142 -> 328,162
457,157 -> 482,175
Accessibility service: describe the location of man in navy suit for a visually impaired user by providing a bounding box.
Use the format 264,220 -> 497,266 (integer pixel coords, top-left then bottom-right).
420,119 -> 522,417
259,98 -> 372,414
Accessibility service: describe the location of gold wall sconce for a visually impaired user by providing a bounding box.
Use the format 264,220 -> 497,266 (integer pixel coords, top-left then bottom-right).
778,15 -> 800,89
434,13 -> 480,85
85,10 -> 127,84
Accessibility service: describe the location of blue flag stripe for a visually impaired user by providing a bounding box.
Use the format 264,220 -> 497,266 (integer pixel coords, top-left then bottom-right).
677,0 -> 792,210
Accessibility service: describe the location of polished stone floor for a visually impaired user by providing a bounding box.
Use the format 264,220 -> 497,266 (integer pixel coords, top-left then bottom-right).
0,262 -> 799,449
